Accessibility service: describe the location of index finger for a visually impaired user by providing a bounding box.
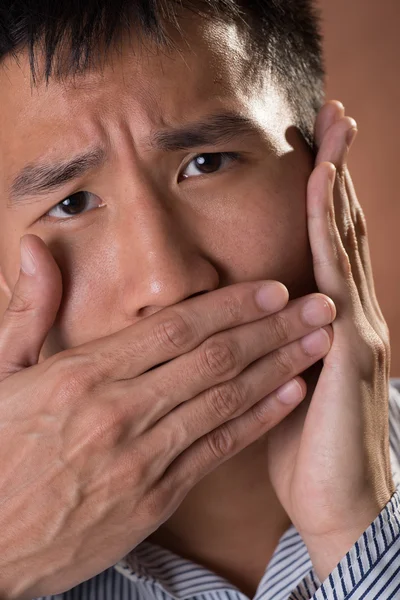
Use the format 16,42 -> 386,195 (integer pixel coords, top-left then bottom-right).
314,100 -> 345,150
64,280 -> 289,381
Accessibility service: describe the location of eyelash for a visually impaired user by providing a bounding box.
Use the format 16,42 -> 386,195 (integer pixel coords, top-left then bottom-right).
179,151 -> 241,181
39,151 -> 242,223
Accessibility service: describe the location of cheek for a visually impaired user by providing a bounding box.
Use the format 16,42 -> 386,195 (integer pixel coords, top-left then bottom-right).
194,179 -> 316,298
43,233 -> 122,354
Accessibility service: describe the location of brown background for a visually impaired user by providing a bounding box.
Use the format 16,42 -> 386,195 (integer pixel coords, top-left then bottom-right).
0,2 -> 399,374
319,0 -> 400,376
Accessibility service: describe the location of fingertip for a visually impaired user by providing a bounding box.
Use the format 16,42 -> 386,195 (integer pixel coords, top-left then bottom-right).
20,234 -> 62,284
324,295 -> 337,321
256,281 -> 289,313
276,281 -> 290,302
20,233 -> 47,260
20,236 -> 37,276
344,116 -> 358,130
322,324 -> 334,345
327,99 -> 345,114
309,161 -> 336,191
294,375 -> 307,398
276,378 -> 305,405
315,100 -> 345,147
327,162 -> 337,185
346,126 -> 358,149
17,234 -> 63,319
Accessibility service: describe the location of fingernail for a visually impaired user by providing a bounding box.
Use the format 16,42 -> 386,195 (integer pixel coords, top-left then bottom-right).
255,282 -> 289,312
20,239 -> 36,276
302,297 -> 335,327
301,329 -> 331,356
346,127 -> 358,148
276,379 -> 303,405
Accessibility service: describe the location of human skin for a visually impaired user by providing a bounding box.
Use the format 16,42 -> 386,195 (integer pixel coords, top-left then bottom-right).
0,12 -> 394,599
0,17 -> 319,595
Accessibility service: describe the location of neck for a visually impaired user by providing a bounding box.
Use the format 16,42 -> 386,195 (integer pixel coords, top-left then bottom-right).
146,365 -> 320,598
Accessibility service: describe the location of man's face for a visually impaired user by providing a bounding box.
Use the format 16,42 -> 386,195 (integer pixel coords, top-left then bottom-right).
0,17 -> 317,357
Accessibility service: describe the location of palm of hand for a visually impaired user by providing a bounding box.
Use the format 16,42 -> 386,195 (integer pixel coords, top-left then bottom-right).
266,102 -> 394,545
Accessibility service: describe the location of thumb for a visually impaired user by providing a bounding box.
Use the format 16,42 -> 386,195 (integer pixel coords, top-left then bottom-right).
0,234 -> 62,379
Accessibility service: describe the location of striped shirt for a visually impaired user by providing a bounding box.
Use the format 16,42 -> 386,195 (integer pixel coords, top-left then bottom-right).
36,380 -> 400,600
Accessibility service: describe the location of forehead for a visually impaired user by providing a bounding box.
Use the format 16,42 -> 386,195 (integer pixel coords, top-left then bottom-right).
0,17 -> 287,194
0,19 -> 252,133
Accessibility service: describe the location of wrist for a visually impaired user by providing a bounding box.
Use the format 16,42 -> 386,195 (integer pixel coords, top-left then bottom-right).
304,528 -> 366,583
303,506 -> 388,582
302,483 -> 396,581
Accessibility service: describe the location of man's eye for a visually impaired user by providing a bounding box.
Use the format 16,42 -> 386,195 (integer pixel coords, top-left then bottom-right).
42,191 -> 104,221
179,152 -> 240,181
40,154 -> 239,222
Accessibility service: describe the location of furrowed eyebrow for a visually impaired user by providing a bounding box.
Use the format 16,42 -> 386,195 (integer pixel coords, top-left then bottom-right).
8,148 -> 106,207
7,112 -> 260,208
151,112 -> 261,151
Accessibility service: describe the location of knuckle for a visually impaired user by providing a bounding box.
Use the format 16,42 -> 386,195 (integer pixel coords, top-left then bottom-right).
355,326 -> 388,375
251,398 -> 275,426
121,445 -> 149,488
355,209 -> 368,237
154,313 -> 192,352
159,422 -> 187,459
207,380 -> 244,420
372,337 -> 387,368
89,403 -> 129,449
6,290 -> 35,318
47,353 -> 98,409
273,348 -> 293,378
140,486 -> 167,521
220,294 -> 244,326
344,227 -> 358,252
201,337 -> 240,379
206,424 -> 235,460
339,250 -> 352,278
269,314 -> 290,346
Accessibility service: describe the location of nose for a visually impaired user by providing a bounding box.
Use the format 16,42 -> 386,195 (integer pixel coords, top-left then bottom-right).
118,198 -> 220,319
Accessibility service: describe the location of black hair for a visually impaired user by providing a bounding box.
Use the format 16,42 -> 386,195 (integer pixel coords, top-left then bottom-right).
0,0 -> 325,145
